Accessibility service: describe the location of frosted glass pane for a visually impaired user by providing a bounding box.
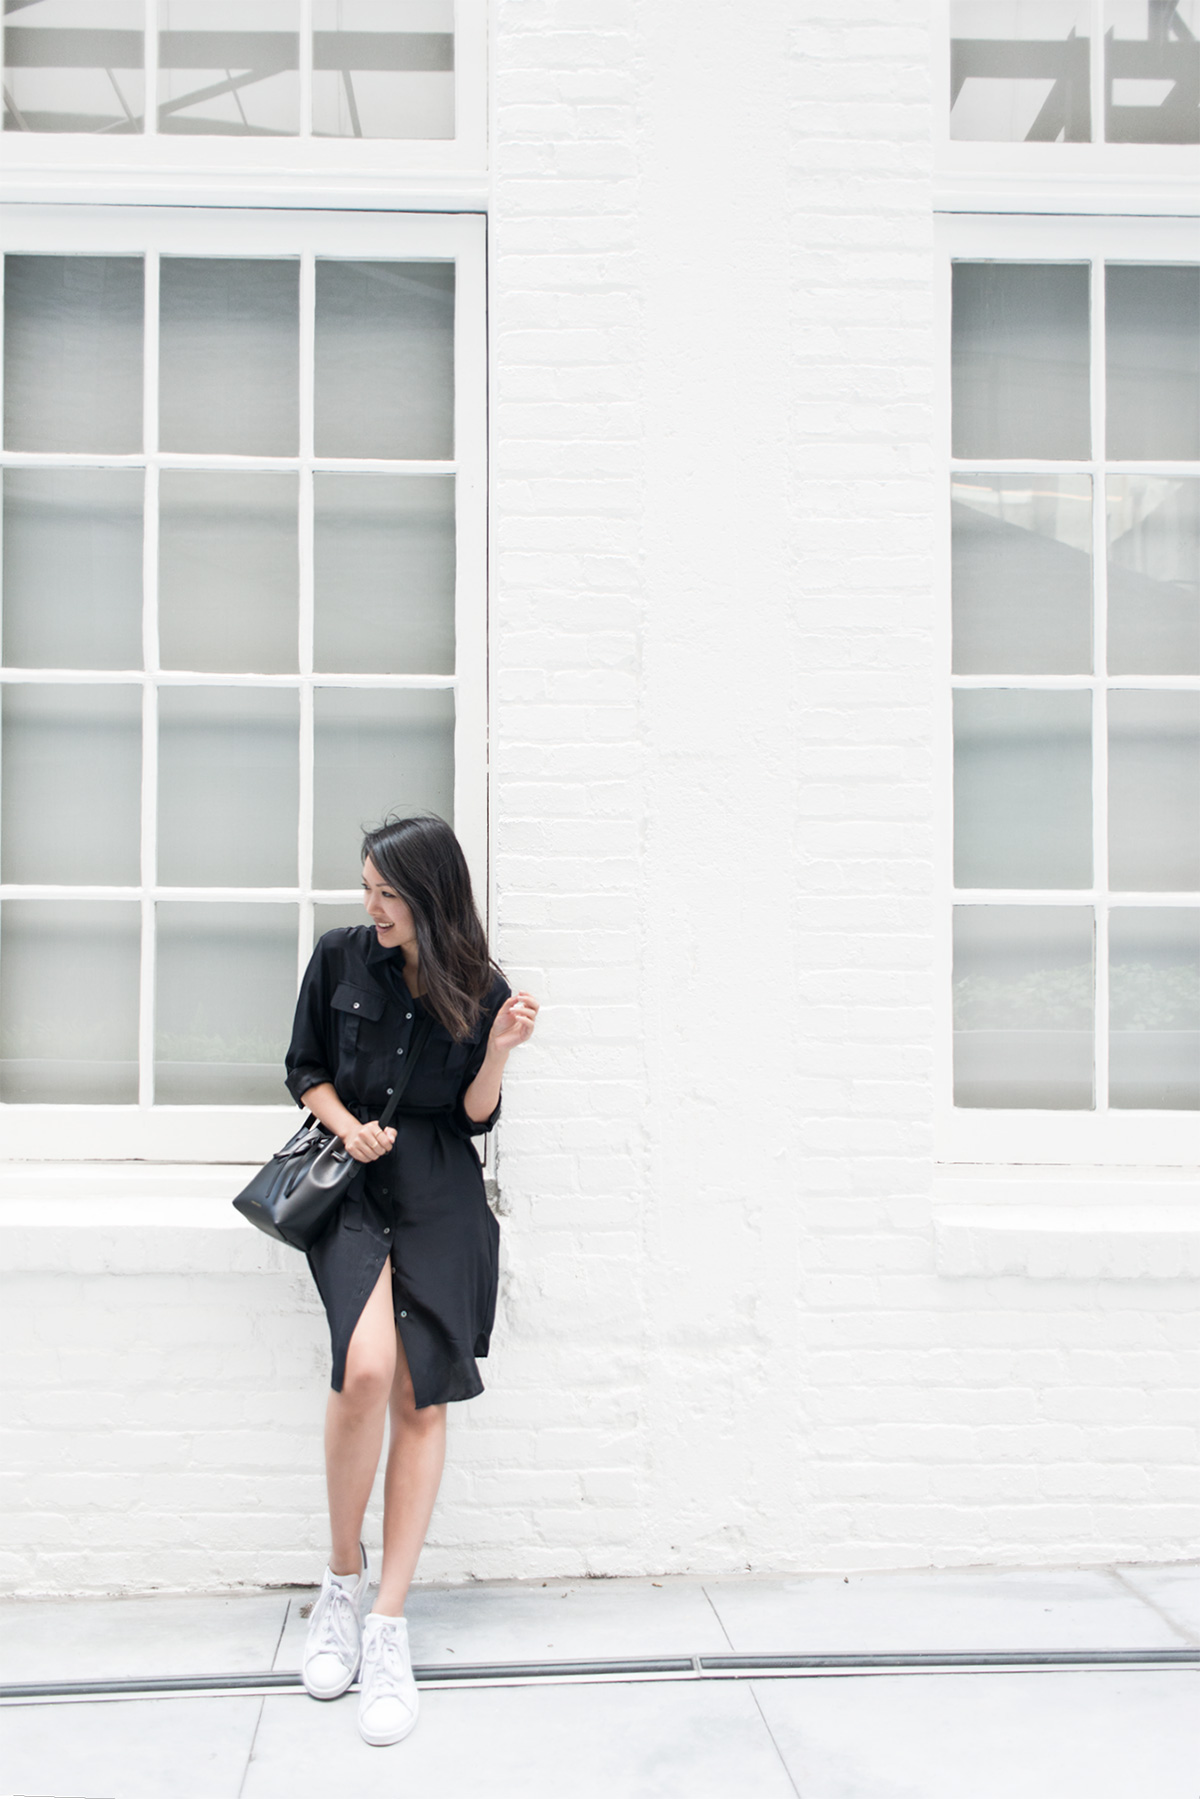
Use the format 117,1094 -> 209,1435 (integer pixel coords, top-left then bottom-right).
157,687 -> 298,886
3,256 -> 142,453
158,0 -> 299,136
155,903 -> 296,1103
0,901 -> 139,1102
952,474 -> 1092,674
1106,0 -> 1200,144
1107,476 -> 1200,675
314,474 -> 454,675
314,261 -> 453,460
0,685 -> 141,883
3,0 -> 144,134
952,264 -> 1090,460
1106,266 -> 1200,462
159,259 -> 299,456
954,906 -> 1094,1108
1110,908 -> 1200,1109
159,472 -> 297,673
950,2 -> 1091,142
314,901 -> 370,942
954,689 -> 1092,889
2,469 -> 143,670
312,687 -> 453,888
1109,691 -> 1200,891
313,0 -> 453,139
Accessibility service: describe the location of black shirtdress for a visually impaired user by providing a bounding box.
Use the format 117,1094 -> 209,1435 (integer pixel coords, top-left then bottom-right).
284,925 -> 510,1408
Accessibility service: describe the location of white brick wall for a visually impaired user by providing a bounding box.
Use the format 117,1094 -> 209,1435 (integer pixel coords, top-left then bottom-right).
2,0 -> 1198,1596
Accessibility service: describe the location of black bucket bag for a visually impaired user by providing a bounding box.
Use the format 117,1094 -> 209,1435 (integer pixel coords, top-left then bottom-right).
233,1015 -> 434,1251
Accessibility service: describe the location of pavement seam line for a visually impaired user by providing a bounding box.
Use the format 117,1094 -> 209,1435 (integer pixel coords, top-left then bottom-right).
1106,1565 -> 1200,1649
747,1681 -> 805,1799
700,1582 -> 737,1653
236,1693 -> 266,1799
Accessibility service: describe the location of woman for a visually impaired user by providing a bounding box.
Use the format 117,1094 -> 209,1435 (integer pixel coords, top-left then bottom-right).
284,813 -> 537,1747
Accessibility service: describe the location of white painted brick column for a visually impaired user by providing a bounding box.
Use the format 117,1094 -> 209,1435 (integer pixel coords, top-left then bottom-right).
476,0 -> 652,1577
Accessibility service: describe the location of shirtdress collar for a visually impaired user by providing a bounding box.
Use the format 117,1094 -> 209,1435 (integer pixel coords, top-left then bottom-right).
363,928 -> 424,1010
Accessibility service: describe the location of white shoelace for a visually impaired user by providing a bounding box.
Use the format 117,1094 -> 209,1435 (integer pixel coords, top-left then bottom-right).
361,1622 -> 415,1716
309,1578 -> 360,1667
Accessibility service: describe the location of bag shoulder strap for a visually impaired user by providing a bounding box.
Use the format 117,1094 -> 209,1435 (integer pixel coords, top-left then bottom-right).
376,1012 -> 436,1131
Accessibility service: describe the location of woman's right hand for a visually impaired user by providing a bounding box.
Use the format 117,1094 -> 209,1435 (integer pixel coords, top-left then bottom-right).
340,1120 -> 397,1163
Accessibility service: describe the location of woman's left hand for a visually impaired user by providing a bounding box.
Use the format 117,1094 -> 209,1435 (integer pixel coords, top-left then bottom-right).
489,991 -> 539,1055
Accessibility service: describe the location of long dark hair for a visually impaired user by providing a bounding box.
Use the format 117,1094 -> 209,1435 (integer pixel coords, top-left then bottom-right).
361,814 -> 495,1042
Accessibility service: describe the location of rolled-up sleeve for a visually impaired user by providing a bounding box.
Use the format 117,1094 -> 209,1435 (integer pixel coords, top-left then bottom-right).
449,979 -> 510,1138
285,937 -> 336,1107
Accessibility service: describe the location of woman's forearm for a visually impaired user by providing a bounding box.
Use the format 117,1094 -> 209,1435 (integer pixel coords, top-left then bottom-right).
462,1046 -> 509,1124
301,1082 -> 361,1144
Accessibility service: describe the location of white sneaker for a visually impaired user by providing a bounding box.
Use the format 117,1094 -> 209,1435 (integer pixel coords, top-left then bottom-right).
357,1613 -> 419,1746
302,1545 -> 369,1700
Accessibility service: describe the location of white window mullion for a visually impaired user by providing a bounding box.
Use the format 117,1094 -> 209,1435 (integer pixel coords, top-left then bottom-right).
297,249 -> 316,977
1090,254 -> 1109,1118
139,250 -> 160,1108
0,253 -> 5,926
452,235 -> 489,894
1090,0 -> 1105,145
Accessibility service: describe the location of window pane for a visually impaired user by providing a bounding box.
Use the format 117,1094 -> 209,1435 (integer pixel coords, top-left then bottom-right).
952,474 -> 1092,674
954,689 -> 1093,889
312,687 -> 453,889
1110,908 -> 1200,1109
3,0 -> 144,134
313,0 -> 453,139
157,0 -> 299,136
1106,265 -> 1200,462
950,2 -> 1091,142
1109,691 -> 1200,891
159,472 -> 297,673
2,469 -> 143,670
952,264 -> 1090,460
1107,476 -> 1200,675
1106,0 -> 1200,144
954,905 -> 1094,1108
3,255 -> 143,454
159,258 -> 299,456
314,261 -> 454,460
313,902 -> 369,941
0,901 -> 139,1102
157,687 -> 298,886
314,474 -> 454,675
0,685 -> 141,883
155,903 -> 296,1103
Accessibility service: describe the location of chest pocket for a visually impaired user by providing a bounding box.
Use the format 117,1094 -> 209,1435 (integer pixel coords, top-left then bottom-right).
331,980 -> 385,1050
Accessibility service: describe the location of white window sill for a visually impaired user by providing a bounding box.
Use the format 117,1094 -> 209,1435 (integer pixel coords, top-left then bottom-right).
934,1167 -> 1200,1279
0,1164 -> 287,1274
0,1162 -> 502,1272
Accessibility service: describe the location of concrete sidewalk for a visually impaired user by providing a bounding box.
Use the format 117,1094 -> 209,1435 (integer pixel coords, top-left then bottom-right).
1,1563 -> 1198,1798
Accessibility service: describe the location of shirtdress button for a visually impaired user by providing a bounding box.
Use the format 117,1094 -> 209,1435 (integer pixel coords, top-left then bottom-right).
353,1002 -> 360,1009
399,1310 -> 408,1319
405,1013 -> 412,1020
383,1226 -> 390,1235
396,1048 -> 404,1056
386,1087 -> 394,1095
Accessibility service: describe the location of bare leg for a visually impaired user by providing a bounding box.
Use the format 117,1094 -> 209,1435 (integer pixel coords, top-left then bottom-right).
372,1332 -> 447,1616
324,1260 -> 396,1576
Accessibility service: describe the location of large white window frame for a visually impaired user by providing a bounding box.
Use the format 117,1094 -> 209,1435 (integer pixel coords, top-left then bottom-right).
934,0 -> 1200,216
936,210 -> 1200,1166
0,0 -> 487,207
0,203 -> 487,1164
